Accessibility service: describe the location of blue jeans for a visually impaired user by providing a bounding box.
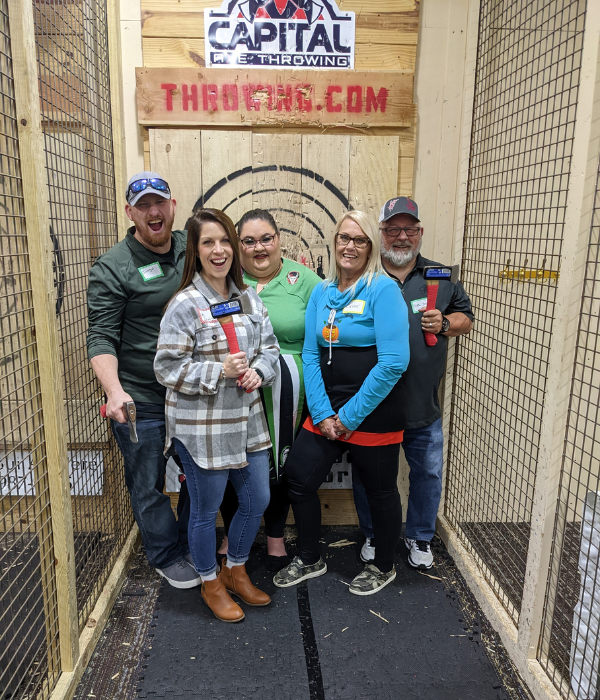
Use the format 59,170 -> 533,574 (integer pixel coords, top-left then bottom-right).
112,418 -> 189,569
353,419 -> 444,542
173,439 -> 270,577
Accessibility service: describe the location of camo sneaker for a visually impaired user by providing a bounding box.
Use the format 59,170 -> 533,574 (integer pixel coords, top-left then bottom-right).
273,556 -> 327,588
349,564 -> 396,596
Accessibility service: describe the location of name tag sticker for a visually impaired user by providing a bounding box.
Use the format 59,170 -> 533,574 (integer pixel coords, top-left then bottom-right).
138,262 -> 164,281
411,297 -> 427,313
197,307 -> 218,325
342,300 -> 366,314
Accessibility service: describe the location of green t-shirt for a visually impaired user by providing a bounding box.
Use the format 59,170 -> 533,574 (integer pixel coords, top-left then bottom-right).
243,258 -> 321,354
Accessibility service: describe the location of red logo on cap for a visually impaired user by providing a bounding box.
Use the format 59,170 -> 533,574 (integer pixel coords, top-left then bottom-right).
406,199 -> 416,211
388,198 -> 399,212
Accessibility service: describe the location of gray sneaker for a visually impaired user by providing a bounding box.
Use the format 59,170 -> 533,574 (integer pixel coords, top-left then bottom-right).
273,556 -> 327,588
156,559 -> 202,589
405,538 -> 434,570
349,564 -> 396,596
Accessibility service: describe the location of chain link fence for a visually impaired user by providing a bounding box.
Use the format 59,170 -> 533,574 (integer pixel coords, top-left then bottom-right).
445,0 -> 586,625
0,0 -> 61,696
34,0 -> 132,631
1,0 -> 131,697
537,161 -> 600,697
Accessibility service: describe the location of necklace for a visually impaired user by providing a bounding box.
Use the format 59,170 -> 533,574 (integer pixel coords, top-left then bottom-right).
257,260 -> 283,290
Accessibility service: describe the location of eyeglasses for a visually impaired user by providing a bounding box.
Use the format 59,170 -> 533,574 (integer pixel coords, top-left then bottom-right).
126,178 -> 170,201
380,226 -> 421,239
239,234 -> 278,249
335,233 -> 371,249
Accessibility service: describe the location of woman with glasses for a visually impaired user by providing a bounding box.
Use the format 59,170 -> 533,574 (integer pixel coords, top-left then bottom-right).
273,210 -> 410,596
218,209 -> 321,571
154,208 -> 279,622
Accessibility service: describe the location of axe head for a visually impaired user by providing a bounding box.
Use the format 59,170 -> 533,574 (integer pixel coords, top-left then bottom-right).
210,291 -> 253,320
423,265 -> 460,283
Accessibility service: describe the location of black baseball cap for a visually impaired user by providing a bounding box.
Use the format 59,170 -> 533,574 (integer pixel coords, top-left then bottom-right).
379,197 -> 420,223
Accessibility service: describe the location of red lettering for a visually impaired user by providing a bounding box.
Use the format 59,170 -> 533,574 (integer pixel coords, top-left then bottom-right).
223,84 -> 239,111
295,84 -> 312,112
366,86 -> 388,113
161,83 -> 176,112
182,84 -> 198,111
243,84 -> 262,111
276,85 -> 292,112
325,85 -> 342,113
202,84 -> 218,112
347,85 -> 363,113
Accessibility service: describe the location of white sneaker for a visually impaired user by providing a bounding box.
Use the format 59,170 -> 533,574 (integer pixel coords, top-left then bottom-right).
405,538 -> 434,570
360,537 -> 375,563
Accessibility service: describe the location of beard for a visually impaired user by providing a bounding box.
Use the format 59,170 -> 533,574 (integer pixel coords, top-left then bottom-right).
137,227 -> 171,249
381,237 -> 422,267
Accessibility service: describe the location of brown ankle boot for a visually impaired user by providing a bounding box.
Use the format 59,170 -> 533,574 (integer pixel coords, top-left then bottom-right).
201,577 -> 245,622
219,563 -> 271,606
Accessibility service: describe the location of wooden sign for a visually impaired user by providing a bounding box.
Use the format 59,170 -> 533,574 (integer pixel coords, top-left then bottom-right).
136,68 -> 414,128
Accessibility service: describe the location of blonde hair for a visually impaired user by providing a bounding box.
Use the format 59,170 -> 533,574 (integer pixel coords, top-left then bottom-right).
325,210 -> 386,292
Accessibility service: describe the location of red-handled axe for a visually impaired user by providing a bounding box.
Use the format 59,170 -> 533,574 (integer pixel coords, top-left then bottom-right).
209,292 -> 254,387
422,265 -> 459,346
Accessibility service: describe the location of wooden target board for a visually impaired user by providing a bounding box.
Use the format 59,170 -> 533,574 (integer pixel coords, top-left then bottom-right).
150,129 -> 400,273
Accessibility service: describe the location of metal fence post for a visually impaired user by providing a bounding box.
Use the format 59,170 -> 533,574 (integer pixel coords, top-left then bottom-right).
7,0 -> 80,672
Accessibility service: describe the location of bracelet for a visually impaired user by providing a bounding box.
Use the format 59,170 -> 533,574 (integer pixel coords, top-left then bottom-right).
220,366 -> 226,381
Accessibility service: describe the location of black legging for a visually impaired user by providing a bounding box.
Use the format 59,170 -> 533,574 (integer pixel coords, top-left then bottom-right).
220,476 -> 290,539
285,428 -> 402,573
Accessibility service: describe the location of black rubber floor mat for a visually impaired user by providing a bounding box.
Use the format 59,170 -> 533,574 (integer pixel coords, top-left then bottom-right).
136,555 -> 308,699
136,528 -> 508,700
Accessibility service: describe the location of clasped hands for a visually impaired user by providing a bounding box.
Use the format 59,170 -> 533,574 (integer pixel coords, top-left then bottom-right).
223,351 -> 262,392
318,415 -> 352,441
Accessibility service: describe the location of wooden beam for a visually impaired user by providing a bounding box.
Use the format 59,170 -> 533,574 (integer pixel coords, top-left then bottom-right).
7,0 -> 79,671
48,525 -> 140,700
106,0 -> 129,232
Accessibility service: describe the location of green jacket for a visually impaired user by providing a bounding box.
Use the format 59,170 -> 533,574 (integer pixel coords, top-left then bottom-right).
86,227 -> 187,404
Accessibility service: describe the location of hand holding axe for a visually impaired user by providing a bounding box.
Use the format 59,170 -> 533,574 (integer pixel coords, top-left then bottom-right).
209,292 -> 254,387
422,265 -> 459,346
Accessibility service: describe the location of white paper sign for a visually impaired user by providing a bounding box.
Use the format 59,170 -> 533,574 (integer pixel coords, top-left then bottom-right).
204,0 -> 355,69
0,450 -> 104,496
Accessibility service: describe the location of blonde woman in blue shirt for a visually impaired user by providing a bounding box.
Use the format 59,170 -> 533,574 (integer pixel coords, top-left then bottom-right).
273,210 -> 410,596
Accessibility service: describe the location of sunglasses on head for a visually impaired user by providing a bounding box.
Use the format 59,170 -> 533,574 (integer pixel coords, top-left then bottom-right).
126,178 -> 171,201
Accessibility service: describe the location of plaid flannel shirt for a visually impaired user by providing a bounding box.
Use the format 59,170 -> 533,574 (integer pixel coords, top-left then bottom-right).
154,273 -> 279,470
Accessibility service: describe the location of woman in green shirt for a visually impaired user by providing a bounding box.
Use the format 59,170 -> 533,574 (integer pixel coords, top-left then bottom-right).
219,209 -> 321,570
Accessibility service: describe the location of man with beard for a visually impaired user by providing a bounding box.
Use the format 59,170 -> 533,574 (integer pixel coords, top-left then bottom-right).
352,197 -> 473,570
87,172 -> 200,589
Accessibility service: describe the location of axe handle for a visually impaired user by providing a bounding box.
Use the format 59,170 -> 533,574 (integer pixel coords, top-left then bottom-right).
218,315 -> 251,389
424,282 -> 438,347
219,315 -> 241,354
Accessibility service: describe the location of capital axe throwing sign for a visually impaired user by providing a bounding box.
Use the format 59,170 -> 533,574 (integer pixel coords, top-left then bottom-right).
205,0 -> 355,69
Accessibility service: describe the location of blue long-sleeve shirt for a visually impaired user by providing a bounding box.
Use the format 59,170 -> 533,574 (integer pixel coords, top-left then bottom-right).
303,274 -> 410,431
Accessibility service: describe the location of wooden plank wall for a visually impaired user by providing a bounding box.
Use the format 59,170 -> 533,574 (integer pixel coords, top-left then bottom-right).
140,0 -> 419,522
139,0 -> 419,198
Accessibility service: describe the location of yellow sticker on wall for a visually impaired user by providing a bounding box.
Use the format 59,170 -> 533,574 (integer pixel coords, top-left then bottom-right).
342,300 -> 366,314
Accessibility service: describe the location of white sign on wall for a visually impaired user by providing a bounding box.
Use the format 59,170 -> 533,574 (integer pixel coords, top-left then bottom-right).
204,0 -> 355,69
0,450 -> 104,496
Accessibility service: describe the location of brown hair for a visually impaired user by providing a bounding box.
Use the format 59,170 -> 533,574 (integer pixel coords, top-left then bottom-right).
174,208 -> 247,298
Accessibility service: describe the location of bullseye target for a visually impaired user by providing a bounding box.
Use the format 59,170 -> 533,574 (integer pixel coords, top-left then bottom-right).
193,163 -> 350,276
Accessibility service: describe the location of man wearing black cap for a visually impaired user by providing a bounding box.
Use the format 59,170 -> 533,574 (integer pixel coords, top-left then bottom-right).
353,197 -> 473,570
87,171 -> 200,589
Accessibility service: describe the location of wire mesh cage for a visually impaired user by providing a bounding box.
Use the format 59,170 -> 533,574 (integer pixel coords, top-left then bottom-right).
445,0 -> 586,624
33,0 -> 132,630
536,160 -> 600,697
0,0 -> 62,697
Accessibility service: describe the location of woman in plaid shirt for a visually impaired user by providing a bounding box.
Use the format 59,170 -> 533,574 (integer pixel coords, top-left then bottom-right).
154,208 -> 279,623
